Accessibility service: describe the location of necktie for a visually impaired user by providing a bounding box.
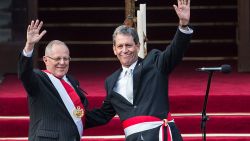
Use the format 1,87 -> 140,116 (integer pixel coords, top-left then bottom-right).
125,69 -> 133,104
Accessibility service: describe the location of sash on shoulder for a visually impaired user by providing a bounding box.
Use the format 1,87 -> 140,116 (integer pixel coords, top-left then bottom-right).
43,70 -> 85,135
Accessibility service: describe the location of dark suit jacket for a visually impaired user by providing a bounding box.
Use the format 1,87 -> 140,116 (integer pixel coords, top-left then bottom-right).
85,28 -> 192,141
18,54 -> 88,141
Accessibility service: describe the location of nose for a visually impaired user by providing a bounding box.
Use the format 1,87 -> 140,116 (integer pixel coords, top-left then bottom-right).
122,45 -> 128,52
59,58 -> 66,64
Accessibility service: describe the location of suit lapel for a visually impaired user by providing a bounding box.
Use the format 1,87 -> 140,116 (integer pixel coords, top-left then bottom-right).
109,59 -> 143,104
66,75 -> 79,95
37,70 -> 63,101
133,58 -> 143,100
66,75 -> 88,107
109,68 -> 122,92
37,70 -> 74,119
109,59 -> 143,103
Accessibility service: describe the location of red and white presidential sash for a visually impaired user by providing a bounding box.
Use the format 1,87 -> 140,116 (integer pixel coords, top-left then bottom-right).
122,113 -> 174,141
43,70 -> 85,136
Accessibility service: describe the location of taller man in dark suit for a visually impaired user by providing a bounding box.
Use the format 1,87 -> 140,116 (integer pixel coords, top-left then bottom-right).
18,20 -> 88,141
85,0 -> 193,140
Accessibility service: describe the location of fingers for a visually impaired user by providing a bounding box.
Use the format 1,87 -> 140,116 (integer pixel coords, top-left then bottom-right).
29,19 -> 43,31
27,25 -> 31,32
37,21 -> 44,31
187,0 -> 190,7
177,0 -> 181,6
173,5 -> 179,14
27,19 -> 46,40
30,20 -> 35,30
183,0 -> 186,5
34,19 -> 39,28
178,0 -> 189,5
39,30 -> 47,39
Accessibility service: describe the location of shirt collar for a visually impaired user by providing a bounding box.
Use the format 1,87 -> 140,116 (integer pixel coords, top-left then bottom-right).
122,60 -> 137,72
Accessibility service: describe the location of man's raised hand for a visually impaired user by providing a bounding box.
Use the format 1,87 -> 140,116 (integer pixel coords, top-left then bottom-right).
173,0 -> 190,27
25,20 -> 47,52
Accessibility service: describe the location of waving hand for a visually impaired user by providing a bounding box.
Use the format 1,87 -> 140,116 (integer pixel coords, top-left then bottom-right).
25,20 -> 47,52
173,0 -> 190,26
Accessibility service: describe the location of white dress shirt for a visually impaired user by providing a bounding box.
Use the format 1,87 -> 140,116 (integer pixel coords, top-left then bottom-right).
113,61 -> 137,104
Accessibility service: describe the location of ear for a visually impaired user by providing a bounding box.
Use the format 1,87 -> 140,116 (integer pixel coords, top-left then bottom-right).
113,45 -> 117,55
43,56 -> 47,64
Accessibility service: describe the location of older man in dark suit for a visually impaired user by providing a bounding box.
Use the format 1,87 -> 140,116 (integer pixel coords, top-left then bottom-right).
85,0 -> 193,140
18,20 -> 88,141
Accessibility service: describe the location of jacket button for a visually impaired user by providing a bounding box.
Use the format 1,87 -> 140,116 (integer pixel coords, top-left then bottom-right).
134,105 -> 137,108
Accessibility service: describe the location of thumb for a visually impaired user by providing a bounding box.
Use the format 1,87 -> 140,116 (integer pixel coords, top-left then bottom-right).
173,5 -> 179,15
38,30 -> 47,40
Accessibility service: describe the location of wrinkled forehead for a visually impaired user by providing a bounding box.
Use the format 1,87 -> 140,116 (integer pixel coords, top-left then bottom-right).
114,34 -> 135,44
48,44 -> 70,56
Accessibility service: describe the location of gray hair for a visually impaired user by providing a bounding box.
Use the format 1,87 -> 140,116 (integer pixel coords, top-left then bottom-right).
45,40 -> 69,56
112,25 -> 139,46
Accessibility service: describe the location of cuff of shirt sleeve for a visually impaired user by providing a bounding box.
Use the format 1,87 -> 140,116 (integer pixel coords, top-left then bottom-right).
178,26 -> 193,34
23,49 -> 34,57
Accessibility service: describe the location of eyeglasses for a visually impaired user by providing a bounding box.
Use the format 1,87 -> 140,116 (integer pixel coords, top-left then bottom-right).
46,56 -> 71,62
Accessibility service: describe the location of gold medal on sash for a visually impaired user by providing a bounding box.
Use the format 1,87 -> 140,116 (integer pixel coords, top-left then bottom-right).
73,106 -> 84,118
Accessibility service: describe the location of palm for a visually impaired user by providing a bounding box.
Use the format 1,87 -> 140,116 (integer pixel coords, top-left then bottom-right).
173,0 -> 190,26
27,29 -> 42,44
177,5 -> 190,21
